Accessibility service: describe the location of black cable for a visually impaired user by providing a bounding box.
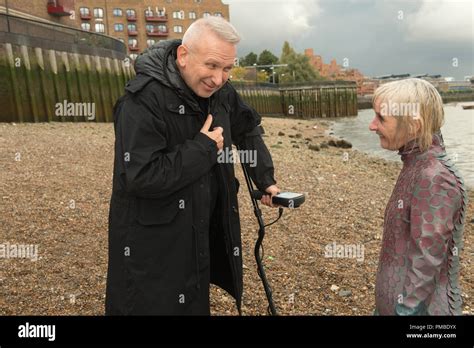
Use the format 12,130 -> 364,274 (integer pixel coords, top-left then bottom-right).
264,208 -> 283,228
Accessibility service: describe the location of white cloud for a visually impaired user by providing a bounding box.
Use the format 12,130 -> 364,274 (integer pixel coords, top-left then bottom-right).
405,0 -> 473,42
226,0 -> 322,52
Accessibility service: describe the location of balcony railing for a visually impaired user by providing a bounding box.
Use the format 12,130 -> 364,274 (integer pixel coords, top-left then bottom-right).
47,0 -> 72,16
146,30 -> 168,37
128,30 -> 138,36
145,14 -> 168,22
126,15 -> 137,22
80,13 -> 91,20
129,45 -> 139,51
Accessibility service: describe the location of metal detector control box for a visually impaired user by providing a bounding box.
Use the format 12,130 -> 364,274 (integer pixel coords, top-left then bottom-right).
272,192 -> 305,208
252,191 -> 305,208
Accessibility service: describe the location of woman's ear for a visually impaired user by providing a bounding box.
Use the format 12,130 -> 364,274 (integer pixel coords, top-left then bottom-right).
414,119 -> 421,136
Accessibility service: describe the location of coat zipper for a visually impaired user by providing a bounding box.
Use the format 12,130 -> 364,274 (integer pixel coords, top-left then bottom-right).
209,97 -> 241,309
192,99 -> 212,292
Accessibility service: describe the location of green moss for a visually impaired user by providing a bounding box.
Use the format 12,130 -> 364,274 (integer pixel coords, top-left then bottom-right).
0,64 -> 17,122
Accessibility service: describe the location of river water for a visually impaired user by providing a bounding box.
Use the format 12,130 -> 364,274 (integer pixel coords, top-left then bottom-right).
331,104 -> 474,187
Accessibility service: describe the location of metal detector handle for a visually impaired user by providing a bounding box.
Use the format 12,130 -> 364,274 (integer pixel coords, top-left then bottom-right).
251,190 -> 265,200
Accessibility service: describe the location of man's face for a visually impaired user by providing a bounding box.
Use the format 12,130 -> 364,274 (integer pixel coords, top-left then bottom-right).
369,99 -> 404,151
177,33 -> 236,98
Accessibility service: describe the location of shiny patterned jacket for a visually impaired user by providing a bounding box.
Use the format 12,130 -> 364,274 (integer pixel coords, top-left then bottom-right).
375,132 -> 467,315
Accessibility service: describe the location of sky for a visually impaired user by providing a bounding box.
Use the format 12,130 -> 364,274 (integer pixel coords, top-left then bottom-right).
224,0 -> 473,80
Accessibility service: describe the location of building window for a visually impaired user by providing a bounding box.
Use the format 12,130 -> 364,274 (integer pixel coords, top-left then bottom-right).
202,12 -> 210,18
129,39 -> 138,47
173,25 -> 183,33
126,9 -> 136,18
80,7 -> 90,16
145,9 -> 153,17
147,39 -> 156,47
93,8 -> 104,18
194,0 -> 202,3
95,23 -> 105,33
81,22 -> 90,31
189,11 -> 196,19
114,24 -> 124,32
158,25 -> 167,32
214,12 -> 223,17
113,8 -> 122,17
128,24 -> 137,31
146,24 -> 154,32
172,11 -> 184,19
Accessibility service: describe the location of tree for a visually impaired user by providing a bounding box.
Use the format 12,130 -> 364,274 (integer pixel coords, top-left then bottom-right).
230,66 -> 247,81
257,49 -> 279,78
239,52 -> 257,67
279,41 -> 322,83
257,70 -> 268,83
281,41 -> 295,60
257,49 -> 279,66
229,66 -> 267,83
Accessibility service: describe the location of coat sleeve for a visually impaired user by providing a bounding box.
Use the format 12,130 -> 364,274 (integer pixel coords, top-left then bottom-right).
227,84 -> 277,192
395,168 -> 462,315
115,89 -> 218,199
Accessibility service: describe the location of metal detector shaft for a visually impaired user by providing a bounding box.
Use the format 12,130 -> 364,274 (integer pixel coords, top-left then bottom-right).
238,148 -> 277,315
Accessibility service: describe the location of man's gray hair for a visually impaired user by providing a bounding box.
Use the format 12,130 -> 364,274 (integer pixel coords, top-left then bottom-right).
182,17 -> 241,46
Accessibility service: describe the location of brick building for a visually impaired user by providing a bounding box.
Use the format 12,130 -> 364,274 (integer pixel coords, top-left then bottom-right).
1,0 -> 229,58
304,48 -> 368,95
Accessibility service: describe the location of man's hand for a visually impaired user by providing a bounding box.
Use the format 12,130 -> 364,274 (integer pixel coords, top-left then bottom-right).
261,184 -> 280,208
200,114 -> 224,151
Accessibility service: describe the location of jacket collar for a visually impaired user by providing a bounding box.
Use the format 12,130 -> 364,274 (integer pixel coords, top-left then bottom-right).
398,131 -> 445,162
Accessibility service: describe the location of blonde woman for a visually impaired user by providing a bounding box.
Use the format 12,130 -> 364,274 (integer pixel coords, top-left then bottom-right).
369,78 -> 467,315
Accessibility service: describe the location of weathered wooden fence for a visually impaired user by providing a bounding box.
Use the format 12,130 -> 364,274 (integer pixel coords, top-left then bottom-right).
234,81 -> 358,118
234,85 -> 282,115
279,84 -> 358,118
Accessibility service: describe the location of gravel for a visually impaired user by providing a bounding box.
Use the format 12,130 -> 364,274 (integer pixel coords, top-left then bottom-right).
1,118 -> 472,316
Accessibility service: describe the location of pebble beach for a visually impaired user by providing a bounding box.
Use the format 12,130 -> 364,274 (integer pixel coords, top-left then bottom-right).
1,118 -> 472,315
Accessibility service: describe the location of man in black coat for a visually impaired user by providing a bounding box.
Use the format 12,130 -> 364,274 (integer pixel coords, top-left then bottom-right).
105,17 -> 280,315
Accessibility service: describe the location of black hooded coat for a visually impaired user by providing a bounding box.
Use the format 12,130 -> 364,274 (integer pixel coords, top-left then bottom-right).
105,40 -> 276,315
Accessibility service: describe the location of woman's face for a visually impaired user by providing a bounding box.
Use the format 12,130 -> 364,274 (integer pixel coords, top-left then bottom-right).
369,99 -> 410,151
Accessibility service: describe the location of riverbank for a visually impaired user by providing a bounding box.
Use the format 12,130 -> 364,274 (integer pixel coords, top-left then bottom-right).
358,93 -> 474,109
0,120 -> 472,315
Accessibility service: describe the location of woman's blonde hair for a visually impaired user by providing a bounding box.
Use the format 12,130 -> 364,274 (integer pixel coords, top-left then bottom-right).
372,78 -> 444,151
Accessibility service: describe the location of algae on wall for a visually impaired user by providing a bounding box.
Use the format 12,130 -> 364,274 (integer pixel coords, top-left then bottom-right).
0,42 -> 134,123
